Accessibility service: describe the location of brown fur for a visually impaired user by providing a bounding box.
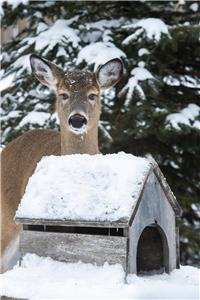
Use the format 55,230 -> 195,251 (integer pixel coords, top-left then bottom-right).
0,129 -> 60,271
0,55 -> 123,272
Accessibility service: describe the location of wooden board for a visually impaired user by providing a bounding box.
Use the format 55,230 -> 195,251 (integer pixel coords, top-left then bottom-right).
15,217 -> 128,228
20,231 -> 128,269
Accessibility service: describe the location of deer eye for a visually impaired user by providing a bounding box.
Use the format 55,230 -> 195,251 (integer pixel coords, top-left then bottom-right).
59,93 -> 69,101
88,93 -> 97,101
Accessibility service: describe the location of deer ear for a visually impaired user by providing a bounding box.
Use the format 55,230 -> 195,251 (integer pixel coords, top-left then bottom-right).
96,58 -> 123,89
30,54 -> 64,88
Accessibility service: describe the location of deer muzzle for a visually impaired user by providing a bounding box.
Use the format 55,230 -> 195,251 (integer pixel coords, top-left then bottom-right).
68,114 -> 88,133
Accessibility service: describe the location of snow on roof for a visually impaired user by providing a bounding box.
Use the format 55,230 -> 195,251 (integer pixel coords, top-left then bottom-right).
1,253 -> 199,299
16,152 -> 151,222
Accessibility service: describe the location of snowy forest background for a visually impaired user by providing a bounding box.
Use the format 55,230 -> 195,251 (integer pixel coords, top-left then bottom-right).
1,0 -> 200,267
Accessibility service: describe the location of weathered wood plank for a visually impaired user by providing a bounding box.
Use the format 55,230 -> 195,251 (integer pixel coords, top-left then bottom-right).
15,217 -> 128,228
20,231 -> 127,269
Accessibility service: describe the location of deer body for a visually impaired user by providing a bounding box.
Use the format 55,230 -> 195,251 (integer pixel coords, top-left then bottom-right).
0,55 -> 123,272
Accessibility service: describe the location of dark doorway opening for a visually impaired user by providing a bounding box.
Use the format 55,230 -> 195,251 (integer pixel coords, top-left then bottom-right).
137,225 -> 169,275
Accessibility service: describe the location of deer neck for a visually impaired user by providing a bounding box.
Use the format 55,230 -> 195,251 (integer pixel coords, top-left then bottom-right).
60,123 -> 99,155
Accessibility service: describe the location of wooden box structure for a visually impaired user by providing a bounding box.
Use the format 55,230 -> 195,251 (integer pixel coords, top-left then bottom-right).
15,155 -> 182,275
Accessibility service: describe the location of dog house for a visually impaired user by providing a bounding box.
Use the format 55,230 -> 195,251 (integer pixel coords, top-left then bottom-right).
15,153 -> 182,275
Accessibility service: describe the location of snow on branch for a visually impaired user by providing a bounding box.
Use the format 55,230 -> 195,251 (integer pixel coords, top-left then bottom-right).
164,75 -> 200,89
122,18 -> 170,45
76,42 -> 126,70
119,64 -> 154,106
1,19 -> 81,89
23,20 -> 80,55
17,111 -> 51,128
166,104 -> 200,130
99,121 -> 113,142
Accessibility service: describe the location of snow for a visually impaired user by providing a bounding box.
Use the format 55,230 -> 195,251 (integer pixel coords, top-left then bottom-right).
84,18 -> 126,31
0,253 -> 199,299
181,104 -> 200,120
20,20 -> 80,58
76,42 -> 126,70
36,22 -> 48,34
119,66 -> 154,105
138,48 -> 150,57
17,111 -> 51,128
12,54 -> 31,75
99,122 -> 113,142
1,110 -> 21,122
0,73 -> 15,92
163,75 -> 181,87
190,3 -> 199,12
131,66 -> 153,81
50,111 -> 60,125
180,75 -> 200,89
166,104 -> 200,130
16,153 -> 151,221
164,75 -> 200,89
123,18 -> 170,45
193,120 -> 200,130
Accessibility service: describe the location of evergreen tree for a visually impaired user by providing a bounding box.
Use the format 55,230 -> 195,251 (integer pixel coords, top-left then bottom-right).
1,0 -> 200,266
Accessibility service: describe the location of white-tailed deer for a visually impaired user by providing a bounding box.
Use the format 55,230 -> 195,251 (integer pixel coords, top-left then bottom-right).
0,54 -> 123,272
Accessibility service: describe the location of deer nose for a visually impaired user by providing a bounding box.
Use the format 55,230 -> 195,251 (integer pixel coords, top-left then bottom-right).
68,114 -> 87,129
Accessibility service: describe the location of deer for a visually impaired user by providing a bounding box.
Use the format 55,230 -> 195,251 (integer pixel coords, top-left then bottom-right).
0,54 -> 123,273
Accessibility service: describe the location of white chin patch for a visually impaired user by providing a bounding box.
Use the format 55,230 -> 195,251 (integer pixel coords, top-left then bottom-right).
69,124 -> 87,135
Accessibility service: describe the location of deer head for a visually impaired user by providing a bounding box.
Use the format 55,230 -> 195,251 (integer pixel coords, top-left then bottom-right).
30,54 -> 123,154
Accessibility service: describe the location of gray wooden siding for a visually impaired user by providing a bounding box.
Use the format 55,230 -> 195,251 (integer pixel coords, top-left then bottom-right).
20,231 -> 127,269
128,172 -> 177,274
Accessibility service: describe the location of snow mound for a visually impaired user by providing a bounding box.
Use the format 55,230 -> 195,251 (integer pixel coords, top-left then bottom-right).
0,254 -> 199,299
76,42 -> 126,70
16,152 -> 151,221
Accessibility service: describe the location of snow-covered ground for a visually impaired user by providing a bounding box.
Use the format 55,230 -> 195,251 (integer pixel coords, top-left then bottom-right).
0,254 -> 199,299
